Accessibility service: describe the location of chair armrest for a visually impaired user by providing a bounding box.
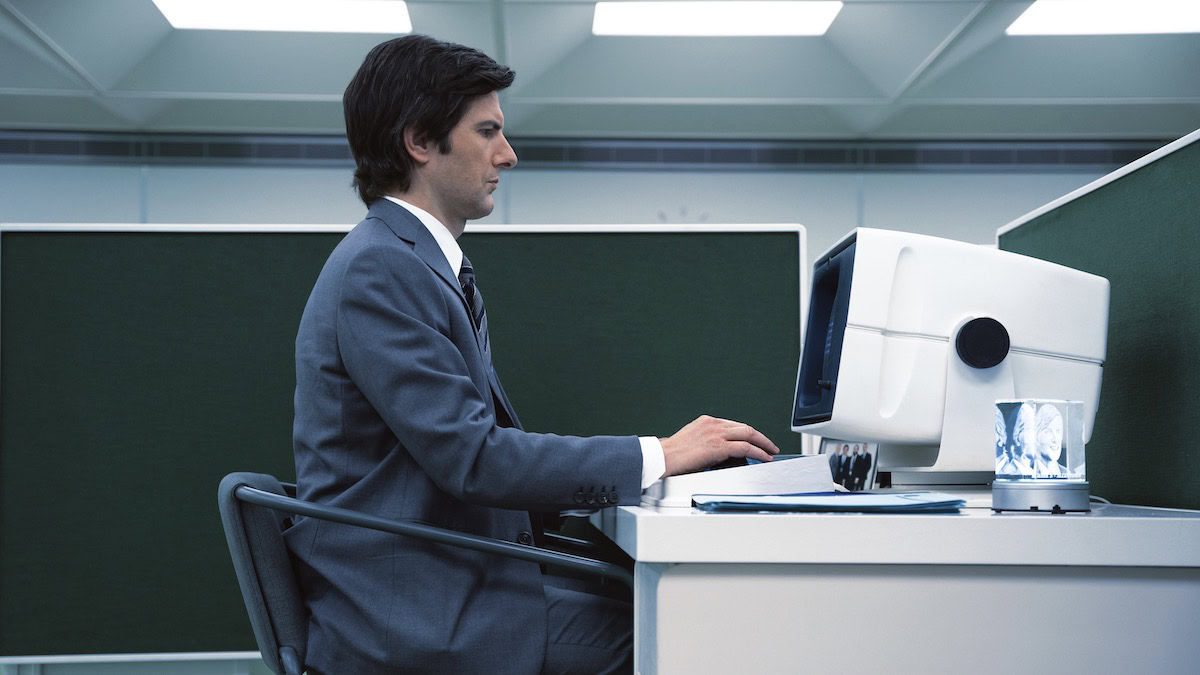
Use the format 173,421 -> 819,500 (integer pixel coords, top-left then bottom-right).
234,486 -> 633,591
542,530 -> 601,554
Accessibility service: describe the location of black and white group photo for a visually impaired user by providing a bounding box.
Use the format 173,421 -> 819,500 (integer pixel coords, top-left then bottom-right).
820,440 -> 878,492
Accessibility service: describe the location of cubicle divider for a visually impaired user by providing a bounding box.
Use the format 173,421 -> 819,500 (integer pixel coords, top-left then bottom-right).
0,223 -> 805,662
997,129 -> 1200,510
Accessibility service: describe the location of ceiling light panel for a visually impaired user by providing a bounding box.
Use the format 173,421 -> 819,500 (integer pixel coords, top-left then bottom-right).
152,0 -> 412,34
592,1 -> 843,37
1007,0 -> 1200,35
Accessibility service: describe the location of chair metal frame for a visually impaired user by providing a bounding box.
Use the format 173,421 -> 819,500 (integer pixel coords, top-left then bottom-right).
219,472 -> 632,675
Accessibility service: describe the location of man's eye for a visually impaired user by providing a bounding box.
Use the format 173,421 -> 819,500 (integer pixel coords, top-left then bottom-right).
480,129 -> 495,137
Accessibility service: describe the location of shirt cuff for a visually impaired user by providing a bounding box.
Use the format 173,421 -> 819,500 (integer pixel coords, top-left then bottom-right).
639,436 -> 666,490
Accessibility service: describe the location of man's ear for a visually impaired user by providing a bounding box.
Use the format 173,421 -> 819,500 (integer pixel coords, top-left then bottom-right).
403,127 -> 434,166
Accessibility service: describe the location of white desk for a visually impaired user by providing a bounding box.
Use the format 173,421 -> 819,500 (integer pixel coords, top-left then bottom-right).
592,503 -> 1200,675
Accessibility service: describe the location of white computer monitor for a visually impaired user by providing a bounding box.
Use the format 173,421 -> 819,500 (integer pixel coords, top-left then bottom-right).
791,228 -> 1109,485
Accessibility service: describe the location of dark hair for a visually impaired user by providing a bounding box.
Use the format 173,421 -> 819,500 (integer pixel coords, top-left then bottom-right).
344,34 -> 515,205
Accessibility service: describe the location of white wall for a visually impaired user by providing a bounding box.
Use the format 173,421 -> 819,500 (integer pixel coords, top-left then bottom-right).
143,166 -> 365,224
505,169 -> 1101,266
0,163 -> 1101,267
0,164 -> 145,222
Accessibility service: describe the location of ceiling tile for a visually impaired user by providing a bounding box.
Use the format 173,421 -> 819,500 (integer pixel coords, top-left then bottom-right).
824,104 -> 900,136
93,96 -> 174,126
503,3 -> 593,91
408,2 -> 496,57
900,1 -> 1031,92
6,0 -> 173,89
0,0 -> 1195,140
909,35 -> 1200,100
0,93 -> 133,129
872,103 -> 1200,139
0,5 -> 88,89
825,0 -> 986,98
515,36 -> 883,100
144,99 -> 345,133
111,31 -> 383,95
0,34 -> 87,90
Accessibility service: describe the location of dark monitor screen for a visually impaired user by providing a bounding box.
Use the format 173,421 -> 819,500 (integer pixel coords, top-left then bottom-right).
793,236 -> 856,428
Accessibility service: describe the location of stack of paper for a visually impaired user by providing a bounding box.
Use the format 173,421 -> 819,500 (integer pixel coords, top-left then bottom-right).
692,491 -> 966,513
642,455 -> 833,507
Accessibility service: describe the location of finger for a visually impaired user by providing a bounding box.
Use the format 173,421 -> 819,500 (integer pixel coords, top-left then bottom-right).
706,416 -> 742,429
729,440 -> 774,463
725,425 -> 781,455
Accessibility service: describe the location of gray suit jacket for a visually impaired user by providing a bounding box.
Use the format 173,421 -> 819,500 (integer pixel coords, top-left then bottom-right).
286,199 -> 642,673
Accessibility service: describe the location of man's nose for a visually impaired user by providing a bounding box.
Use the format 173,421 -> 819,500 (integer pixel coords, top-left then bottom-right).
496,134 -> 517,169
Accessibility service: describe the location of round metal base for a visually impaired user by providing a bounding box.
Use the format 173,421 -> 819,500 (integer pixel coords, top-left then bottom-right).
992,480 -> 1090,513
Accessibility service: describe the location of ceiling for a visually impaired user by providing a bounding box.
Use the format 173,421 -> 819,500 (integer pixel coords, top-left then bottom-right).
1,0 -> 1198,140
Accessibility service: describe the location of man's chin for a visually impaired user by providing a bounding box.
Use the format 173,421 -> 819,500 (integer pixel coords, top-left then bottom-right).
469,197 -> 495,221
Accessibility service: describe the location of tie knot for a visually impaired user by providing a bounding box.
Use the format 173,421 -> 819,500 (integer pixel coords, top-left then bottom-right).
458,256 -> 476,289
458,256 -> 486,338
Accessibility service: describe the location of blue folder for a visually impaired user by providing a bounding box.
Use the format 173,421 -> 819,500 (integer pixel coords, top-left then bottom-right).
691,491 -> 966,513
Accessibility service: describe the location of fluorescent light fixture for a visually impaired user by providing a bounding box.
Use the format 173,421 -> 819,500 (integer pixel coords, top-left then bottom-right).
152,0 -> 412,34
592,1 -> 843,36
1007,0 -> 1200,35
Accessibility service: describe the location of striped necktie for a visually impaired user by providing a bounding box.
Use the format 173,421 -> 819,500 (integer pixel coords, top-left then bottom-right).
457,256 -> 490,356
458,256 -> 516,428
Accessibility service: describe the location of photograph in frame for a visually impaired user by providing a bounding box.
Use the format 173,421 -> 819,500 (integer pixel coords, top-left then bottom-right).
819,438 -> 879,491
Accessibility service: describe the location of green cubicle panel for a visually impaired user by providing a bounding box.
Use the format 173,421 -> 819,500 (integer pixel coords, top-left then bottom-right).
0,226 -> 803,656
470,231 -> 803,443
998,133 -> 1199,511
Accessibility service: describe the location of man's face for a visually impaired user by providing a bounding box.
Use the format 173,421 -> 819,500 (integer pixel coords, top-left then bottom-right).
424,92 -> 517,228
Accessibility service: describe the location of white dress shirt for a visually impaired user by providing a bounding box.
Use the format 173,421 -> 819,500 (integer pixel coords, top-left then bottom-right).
383,196 -> 666,489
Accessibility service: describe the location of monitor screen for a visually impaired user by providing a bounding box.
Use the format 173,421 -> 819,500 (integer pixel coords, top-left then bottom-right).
793,236 -> 855,428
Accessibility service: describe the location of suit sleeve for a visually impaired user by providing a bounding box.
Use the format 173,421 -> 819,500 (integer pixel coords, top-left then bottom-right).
336,243 -> 642,509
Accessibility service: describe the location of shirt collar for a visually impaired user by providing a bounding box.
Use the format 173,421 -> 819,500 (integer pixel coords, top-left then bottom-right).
383,196 -> 463,275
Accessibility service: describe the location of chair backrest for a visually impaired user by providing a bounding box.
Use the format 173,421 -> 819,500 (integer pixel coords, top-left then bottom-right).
218,472 -> 307,675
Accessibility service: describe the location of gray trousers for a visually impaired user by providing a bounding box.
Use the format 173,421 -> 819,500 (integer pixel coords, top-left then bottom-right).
542,575 -> 633,675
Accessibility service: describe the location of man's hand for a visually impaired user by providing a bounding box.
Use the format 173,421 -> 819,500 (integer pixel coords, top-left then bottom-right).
660,415 -> 781,477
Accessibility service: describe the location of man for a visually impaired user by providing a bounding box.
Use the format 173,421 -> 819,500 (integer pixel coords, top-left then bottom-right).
286,35 -> 780,674
834,444 -> 851,487
847,444 -> 861,490
853,445 -> 873,491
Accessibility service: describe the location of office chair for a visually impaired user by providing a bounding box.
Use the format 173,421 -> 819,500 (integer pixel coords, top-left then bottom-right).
218,471 -> 634,675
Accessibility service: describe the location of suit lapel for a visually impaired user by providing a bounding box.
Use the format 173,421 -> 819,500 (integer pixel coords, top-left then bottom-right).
369,200 -> 482,356
368,199 -> 464,304
369,199 -> 521,429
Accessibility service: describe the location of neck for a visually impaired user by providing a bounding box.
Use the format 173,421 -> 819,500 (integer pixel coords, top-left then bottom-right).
390,185 -> 465,239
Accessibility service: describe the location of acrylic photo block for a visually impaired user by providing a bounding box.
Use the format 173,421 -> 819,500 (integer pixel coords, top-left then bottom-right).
994,399 -> 1086,481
